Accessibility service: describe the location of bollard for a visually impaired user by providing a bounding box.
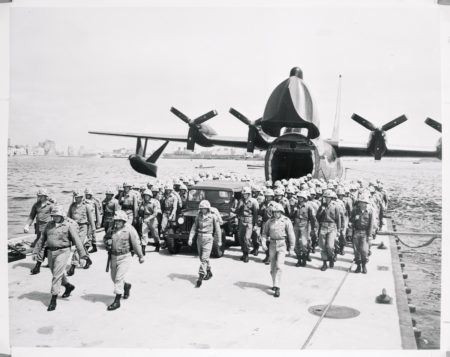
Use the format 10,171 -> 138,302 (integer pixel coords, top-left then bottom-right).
403,273 -> 408,279
405,287 -> 412,294
400,262 -> 406,268
413,327 -> 421,338
409,304 -> 416,313
397,245 -> 401,250
412,318 -> 417,327
398,253 -> 403,258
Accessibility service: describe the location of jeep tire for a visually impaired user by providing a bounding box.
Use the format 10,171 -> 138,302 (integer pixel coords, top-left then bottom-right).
166,232 -> 181,254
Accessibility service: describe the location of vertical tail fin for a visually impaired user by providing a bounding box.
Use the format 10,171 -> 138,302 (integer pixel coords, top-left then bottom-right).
331,75 -> 342,142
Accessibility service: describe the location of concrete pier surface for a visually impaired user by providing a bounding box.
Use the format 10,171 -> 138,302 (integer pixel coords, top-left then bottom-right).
8,223 -> 416,349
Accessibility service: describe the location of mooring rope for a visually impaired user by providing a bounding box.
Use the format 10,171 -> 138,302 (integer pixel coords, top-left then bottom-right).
394,235 -> 440,249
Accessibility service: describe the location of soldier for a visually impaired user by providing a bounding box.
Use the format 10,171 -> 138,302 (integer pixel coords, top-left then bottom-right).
349,194 -> 373,274
66,190 -> 96,276
115,185 -> 124,201
25,189 -> 55,275
273,188 -> 290,216
33,206 -> 92,311
334,188 -> 347,256
236,186 -> 259,262
120,182 -> 139,226
316,190 -> 341,271
179,184 -> 188,209
161,184 -> 178,241
104,210 -> 144,311
188,200 -> 221,288
102,188 -> 121,235
261,202 -> 295,298
292,191 -> 316,267
138,189 -> 161,254
259,189 -> 275,265
84,188 -> 103,253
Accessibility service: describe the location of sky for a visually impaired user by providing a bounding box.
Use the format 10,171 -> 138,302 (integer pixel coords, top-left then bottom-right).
8,3 -> 442,153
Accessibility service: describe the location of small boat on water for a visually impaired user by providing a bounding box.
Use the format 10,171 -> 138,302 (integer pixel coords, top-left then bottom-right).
195,164 -> 215,169
247,164 -> 264,169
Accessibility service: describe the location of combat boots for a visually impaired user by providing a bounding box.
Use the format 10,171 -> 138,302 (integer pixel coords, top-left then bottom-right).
123,283 -> 132,299
263,251 -> 270,265
362,263 -> 367,274
196,274 -> 204,288
141,245 -> 146,256
155,241 -> 160,252
30,261 -> 41,275
320,261 -> 328,271
107,294 -> 122,311
47,295 -> 57,311
243,253 -> 249,263
88,243 -> 97,253
67,264 -> 76,276
355,263 -> 361,273
305,250 -> 312,262
301,254 -> 307,266
204,268 -> 213,281
295,258 -> 302,267
329,259 -> 334,269
62,283 -> 75,298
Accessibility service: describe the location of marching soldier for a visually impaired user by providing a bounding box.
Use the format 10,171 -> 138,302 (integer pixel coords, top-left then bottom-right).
120,182 -> 139,226
261,202 -> 295,298
161,184 -> 178,241
26,189 -> 55,275
259,189 -> 275,265
102,188 -> 121,234
236,186 -> 259,262
349,194 -> 373,274
179,184 -> 188,209
33,206 -> 92,311
84,188 -> 102,253
104,210 -> 144,311
188,200 -> 221,288
273,188 -> 290,216
292,191 -> 316,267
316,190 -> 341,271
66,190 -> 96,276
138,189 -> 161,254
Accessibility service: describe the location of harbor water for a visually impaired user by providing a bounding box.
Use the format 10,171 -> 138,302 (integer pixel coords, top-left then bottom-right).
7,155 -> 441,349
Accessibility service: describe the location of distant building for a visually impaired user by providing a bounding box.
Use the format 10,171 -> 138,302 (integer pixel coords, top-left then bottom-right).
38,140 -> 57,156
67,146 -> 76,157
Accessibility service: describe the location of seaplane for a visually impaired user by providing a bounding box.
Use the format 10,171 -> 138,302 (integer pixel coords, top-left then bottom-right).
89,67 -> 441,181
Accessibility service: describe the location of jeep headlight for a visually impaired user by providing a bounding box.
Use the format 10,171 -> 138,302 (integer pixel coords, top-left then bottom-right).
177,217 -> 185,225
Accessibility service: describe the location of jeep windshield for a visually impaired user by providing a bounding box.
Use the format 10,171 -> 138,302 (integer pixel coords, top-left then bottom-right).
187,189 -> 233,211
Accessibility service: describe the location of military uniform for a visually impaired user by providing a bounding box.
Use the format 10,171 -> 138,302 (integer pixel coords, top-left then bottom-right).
316,201 -> 341,264
84,196 -> 102,249
28,199 -> 54,262
261,214 -> 295,295
67,201 -> 95,269
349,205 -> 373,273
138,199 -> 161,248
291,201 -> 316,266
102,197 -> 121,233
120,192 -> 138,225
236,196 -> 259,260
161,192 -> 178,235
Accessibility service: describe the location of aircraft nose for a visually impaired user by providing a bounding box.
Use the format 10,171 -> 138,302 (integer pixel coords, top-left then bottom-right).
290,67 -> 303,79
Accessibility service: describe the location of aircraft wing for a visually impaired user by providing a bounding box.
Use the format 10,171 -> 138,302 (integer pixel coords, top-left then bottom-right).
326,140 -> 438,158
89,130 -> 252,149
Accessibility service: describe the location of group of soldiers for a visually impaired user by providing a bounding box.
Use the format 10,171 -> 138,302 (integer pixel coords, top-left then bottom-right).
24,172 -> 388,309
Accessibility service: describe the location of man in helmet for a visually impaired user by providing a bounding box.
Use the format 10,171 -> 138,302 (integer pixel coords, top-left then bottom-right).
292,191 -> 317,267
26,188 -> 55,274
179,184 -> 188,209
33,205 -> 92,311
102,188 -> 121,235
273,188 -> 290,216
259,189 -> 275,265
261,202 -> 295,298
84,188 -> 103,253
66,190 -> 96,276
119,183 -> 139,226
104,210 -> 144,311
115,185 -> 124,201
138,189 -> 161,254
334,187 -> 347,256
349,194 -> 373,274
161,184 -> 179,244
236,186 -> 259,262
316,190 -> 341,271
286,186 -> 297,214
188,200 -> 222,288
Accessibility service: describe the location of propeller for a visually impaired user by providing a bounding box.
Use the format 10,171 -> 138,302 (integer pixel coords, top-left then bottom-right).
351,113 -> 408,160
229,107 -> 262,153
425,117 -> 441,133
170,107 -> 217,150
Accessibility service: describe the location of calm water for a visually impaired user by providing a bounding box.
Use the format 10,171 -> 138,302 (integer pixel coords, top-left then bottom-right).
7,156 -> 441,349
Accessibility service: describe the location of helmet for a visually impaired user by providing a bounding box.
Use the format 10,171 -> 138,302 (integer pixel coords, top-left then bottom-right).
140,185 -> 146,190
84,188 -> 93,195
117,185 -> 123,191
286,186 -> 295,194
309,188 -> 316,195
369,186 -> 376,193
337,187 -> 345,196
132,183 -> 140,189
274,188 -> 284,196
327,183 -> 335,190
316,187 -> 323,194
199,200 -> 211,210
142,189 -> 153,197
271,202 -> 284,212
242,186 -> 252,195
147,182 -> 153,188
323,189 -> 335,198
164,184 -> 173,191
265,180 -> 272,187
252,185 -> 261,193
123,182 -> 131,188
113,210 -> 128,222
105,187 -> 115,195
173,179 -> 181,186
274,180 -> 282,187
281,179 -> 288,186
265,188 -> 275,196
297,191 -> 309,200
179,184 -> 187,191
50,205 -> 65,217
37,188 -> 49,196
358,195 -> 371,204
73,190 -> 83,198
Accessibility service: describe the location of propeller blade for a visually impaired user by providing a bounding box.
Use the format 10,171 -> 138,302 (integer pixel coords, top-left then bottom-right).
247,126 -> 257,153
135,137 -> 144,156
381,115 -> 407,131
170,107 -> 191,124
186,127 -> 197,151
425,117 -> 441,133
351,114 -> 377,131
146,141 -> 169,163
194,110 -> 218,125
254,118 -> 263,126
229,107 -> 252,126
